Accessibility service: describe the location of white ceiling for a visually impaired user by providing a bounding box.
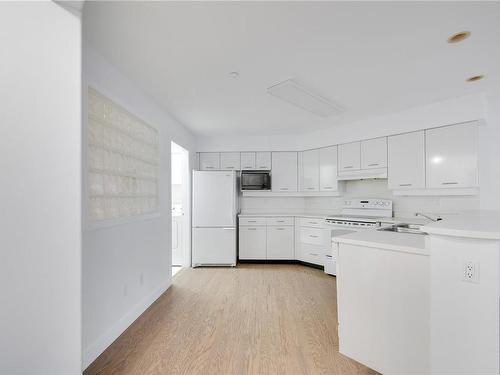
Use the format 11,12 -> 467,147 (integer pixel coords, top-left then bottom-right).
83,1 -> 500,136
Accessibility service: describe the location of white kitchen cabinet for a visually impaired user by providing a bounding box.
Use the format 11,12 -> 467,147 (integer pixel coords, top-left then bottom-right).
271,152 -> 298,192
266,226 -> 294,259
298,149 -> 319,192
239,226 -> 267,260
426,123 -> 478,188
319,146 -> 338,191
220,152 -> 241,170
388,131 -> 425,190
255,152 -> 272,170
199,152 -> 220,170
338,142 -> 361,172
240,152 -> 256,170
361,137 -> 387,169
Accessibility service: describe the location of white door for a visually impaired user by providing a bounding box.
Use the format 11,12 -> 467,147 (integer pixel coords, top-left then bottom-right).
266,226 -> 294,259
240,152 -> 256,170
192,227 -> 236,266
299,149 -> 319,192
172,216 -> 183,265
220,152 -> 241,171
338,142 -> 361,172
271,152 -> 298,192
193,171 -> 235,227
319,145 -> 338,191
361,137 -> 387,169
388,131 -> 425,190
199,152 -> 220,170
256,152 -> 272,170
426,123 -> 478,188
239,226 -> 267,259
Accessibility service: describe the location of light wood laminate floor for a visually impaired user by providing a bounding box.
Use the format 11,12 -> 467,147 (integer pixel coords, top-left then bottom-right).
84,264 -> 377,375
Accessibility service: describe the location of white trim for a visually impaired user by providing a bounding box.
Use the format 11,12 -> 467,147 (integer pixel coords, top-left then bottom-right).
242,191 -> 342,197
82,280 -> 171,370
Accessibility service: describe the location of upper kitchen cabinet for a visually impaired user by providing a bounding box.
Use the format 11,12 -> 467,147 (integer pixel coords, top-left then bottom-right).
338,142 -> 361,172
255,152 -> 272,170
199,152 -> 220,170
319,145 -> 338,192
426,123 -> 478,189
298,149 -> 319,192
388,131 -> 425,190
220,152 -> 241,170
272,152 -> 298,192
361,137 -> 387,169
240,152 -> 256,170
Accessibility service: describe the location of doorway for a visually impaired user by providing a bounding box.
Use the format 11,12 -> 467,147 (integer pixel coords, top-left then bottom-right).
171,141 -> 190,276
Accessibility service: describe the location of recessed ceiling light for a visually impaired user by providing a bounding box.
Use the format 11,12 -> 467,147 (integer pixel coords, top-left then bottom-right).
466,75 -> 484,82
228,71 -> 240,79
447,31 -> 470,43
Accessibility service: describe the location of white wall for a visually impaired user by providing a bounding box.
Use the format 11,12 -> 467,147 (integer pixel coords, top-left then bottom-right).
82,44 -> 196,368
0,2 -> 82,374
201,92 -> 500,214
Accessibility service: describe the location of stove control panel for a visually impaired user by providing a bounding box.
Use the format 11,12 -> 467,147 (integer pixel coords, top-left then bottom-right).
342,199 -> 392,210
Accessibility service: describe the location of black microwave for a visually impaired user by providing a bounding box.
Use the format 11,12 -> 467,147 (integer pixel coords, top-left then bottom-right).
241,171 -> 271,191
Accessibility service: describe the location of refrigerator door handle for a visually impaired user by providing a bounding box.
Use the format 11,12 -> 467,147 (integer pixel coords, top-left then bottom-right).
222,227 -> 235,230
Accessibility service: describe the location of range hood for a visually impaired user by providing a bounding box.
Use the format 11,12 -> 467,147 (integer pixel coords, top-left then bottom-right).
337,167 -> 388,181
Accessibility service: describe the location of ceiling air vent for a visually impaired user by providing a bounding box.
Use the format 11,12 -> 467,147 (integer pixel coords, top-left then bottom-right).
267,79 -> 344,117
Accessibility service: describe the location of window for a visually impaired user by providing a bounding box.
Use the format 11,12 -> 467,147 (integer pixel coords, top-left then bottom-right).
87,88 -> 159,220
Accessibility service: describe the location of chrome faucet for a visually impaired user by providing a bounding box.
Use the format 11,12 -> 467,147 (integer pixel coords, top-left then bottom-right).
415,212 -> 442,222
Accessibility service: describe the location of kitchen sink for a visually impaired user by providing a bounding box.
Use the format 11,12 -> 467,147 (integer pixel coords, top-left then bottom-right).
377,223 -> 427,235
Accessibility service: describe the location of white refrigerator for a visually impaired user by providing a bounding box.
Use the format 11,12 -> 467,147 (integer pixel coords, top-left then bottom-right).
192,171 -> 238,267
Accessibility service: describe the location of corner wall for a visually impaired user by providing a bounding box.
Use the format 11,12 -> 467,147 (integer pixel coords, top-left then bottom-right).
0,2 -> 82,373
82,44 -> 196,368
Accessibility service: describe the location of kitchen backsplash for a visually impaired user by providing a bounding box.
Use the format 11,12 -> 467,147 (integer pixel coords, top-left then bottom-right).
240,179 -> 480,218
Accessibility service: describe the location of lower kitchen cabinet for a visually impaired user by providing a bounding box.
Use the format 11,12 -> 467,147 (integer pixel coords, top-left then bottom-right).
266,226 -> 294,259
239,226 -> 266,259
296,219 -> 331,266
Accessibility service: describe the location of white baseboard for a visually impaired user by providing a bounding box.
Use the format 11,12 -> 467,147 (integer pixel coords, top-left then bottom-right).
82,280 -> 171,370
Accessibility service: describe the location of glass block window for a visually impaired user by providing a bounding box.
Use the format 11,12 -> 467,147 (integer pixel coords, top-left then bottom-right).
87,88 -> 159,220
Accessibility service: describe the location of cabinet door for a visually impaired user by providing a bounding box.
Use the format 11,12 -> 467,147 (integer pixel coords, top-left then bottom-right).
266,226 -> 294,259
338,142 -> 361,172
361,137 -> 387,169
239,226 -> 266,260
199,152 -> 220,170
426,123 -> 478,188
271,152 -> 298,192
220,152 -> 241,170
240,152 -> 256,170
319,146 -> 338,191
256,152 -> 272,170
298,149 -> 319,192
388,131 -> 425,189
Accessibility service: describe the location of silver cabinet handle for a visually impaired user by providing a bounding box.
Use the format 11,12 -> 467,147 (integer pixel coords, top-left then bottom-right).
280,188 -> 289,191
276,220 -> 285,223
343,166 -> 354,169
225,166 -> 235,169
248,220 -> 257,223
306,187 -> 315,190
276,228 -> 285,230
368,163 -> 379,167
309,235 -> 319,238
442,182 -> 458,185
247,228 -> 257,231
399,183 -> 412,187
205,166 -> 214,169
259,166 -> 268,169
244,166 -> 253,169
310,253 -> 319,256
222,228 -> 235,230
322,186 -> 332,190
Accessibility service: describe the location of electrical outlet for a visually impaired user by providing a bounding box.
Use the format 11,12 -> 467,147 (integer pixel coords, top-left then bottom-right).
463,261 -> 479,283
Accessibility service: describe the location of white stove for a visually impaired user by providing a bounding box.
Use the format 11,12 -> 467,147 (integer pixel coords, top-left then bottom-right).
324,199 -> 393,276
326,199 -> 393,228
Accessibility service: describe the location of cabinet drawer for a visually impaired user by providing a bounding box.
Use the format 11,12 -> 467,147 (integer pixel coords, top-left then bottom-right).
299,217 -> 324,228
239,217 -> 266,226
266,217 -> 294,226
298,243 -> 325,266
300,227 -> 328,246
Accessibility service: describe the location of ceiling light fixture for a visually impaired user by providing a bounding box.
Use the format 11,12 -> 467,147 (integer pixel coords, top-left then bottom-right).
447,31 -> 470,43
466,75 -> 484,82
228,71 -> 240,79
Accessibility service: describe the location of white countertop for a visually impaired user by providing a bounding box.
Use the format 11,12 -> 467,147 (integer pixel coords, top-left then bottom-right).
238,212 -> 335,219
333,229 -> 428,256
422,210 -> 500,240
